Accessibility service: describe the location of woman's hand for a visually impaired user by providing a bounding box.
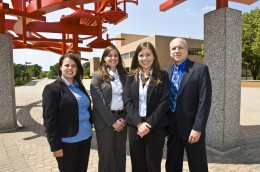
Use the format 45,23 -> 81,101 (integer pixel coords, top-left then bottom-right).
137,122 -> 151,138
53,149 -> 63,157
112,119 -> 126,132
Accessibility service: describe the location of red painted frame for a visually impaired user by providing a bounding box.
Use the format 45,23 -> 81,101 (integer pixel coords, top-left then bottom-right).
0,0 -> 138,60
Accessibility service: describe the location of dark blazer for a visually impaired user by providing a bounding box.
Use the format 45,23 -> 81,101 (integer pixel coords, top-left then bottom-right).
124,70 -> 170,129
166,59 -> 212,139
90,71 -> 126,130
42,79 -> 92,152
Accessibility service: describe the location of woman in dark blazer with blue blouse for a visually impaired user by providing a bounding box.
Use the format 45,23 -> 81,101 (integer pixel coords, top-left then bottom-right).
124,42 -> 170,172
42,54 -> 92,172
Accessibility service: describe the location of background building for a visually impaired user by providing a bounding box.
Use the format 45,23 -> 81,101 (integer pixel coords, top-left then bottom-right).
90,33 -> 204,74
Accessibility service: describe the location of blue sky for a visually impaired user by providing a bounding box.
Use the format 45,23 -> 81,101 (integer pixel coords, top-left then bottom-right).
4,0 -> 260,71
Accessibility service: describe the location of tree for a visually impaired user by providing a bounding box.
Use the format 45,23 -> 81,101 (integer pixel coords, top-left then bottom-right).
198,44 -> 204,59
28,64 -> 42,78
242,7 -> 260,80
83,62 -> 90,78
47,63 -> 59,79
13,63 -> 26,80
40,71 -> 47,78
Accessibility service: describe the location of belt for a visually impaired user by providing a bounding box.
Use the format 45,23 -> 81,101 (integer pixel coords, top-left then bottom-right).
111,110 -> 124,115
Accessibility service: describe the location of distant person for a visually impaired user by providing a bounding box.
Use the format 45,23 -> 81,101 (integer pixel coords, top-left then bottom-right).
42,53 -> 92,172
90,45 -> 127,172
124,42 -> 170,172
165,38 -> 212,172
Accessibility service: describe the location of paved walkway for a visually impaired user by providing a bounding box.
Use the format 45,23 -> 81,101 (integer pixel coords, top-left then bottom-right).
0,79 -> 260,172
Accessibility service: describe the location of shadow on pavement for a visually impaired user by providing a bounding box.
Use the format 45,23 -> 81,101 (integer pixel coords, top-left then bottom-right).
206,124 -> 260,165
15,100 -> 260,165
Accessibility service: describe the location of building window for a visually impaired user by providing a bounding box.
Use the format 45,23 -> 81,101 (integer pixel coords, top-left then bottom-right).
121,53 -> 129,59
130,51 -> 135,58
188,48 -> 201,55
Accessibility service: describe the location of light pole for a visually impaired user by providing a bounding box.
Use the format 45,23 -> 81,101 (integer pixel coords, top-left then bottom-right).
25,62 -> 31,81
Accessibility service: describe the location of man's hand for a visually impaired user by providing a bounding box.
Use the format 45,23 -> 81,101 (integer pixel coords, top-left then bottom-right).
188,130 -> 201,144
53,149 -> 63,157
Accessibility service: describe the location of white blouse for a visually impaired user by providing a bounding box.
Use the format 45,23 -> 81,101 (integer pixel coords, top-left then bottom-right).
108,69 -> 124,110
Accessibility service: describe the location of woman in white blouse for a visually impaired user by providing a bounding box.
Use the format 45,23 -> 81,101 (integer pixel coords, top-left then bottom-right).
124,42 -> 170,172
90,45 -> 127,172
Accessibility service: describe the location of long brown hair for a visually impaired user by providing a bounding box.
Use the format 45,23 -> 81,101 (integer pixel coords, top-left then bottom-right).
99,45 -> 127,82
57,53 -> 84,84
131,42 -> 161,85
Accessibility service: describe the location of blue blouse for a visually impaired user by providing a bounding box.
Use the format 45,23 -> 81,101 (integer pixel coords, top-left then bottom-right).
61,76 -> 92,143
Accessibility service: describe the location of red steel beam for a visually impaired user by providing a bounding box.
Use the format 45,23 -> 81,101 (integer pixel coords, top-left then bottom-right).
160,0 -> 186,12
0,2 -> 5,33
27,22 -> 99,35
12,37 -> 83,43
229,0 -> 258,5
73,33 -> 79,53
4,8 -> 46,21
216,0 -> 228,9
62,32 -> 66,54
27,0 -> 104,14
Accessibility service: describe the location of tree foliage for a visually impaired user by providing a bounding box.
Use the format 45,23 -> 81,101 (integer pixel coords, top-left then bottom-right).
13,63 -> 43,85
40,71 -> 47,78
47,63 -> 59,79
242,7 -> 260,80
198,44 -> 204,59
13,63 -> 26,80
28,64 -> 42,78
83,62 -> 90,78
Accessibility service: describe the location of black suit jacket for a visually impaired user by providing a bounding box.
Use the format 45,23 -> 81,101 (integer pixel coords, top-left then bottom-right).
42,79 -> 92,151
124,70 -> 170,129
166,59 -> 212,140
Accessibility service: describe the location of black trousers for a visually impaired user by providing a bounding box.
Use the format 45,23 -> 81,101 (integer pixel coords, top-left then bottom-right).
56,137 -> 92,172
128,126 -> 166,172
166,132 -> 208,172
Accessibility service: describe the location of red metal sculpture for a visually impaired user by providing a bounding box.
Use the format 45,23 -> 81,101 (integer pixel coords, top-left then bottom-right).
160,0 -> 258,12
0,0 -> 257,61
0,0 -> 138,60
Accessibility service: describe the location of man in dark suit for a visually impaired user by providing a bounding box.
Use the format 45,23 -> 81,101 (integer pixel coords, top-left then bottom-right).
165,38 -> 212,172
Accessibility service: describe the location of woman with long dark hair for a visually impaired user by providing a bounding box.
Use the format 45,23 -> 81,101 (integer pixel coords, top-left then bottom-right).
124,42 -> 170,172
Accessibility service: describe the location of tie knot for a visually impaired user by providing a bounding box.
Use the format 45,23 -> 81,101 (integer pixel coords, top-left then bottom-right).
175,65 -> 179,71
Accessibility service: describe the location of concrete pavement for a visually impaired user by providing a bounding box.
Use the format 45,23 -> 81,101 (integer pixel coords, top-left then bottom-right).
0,78 -> 260,172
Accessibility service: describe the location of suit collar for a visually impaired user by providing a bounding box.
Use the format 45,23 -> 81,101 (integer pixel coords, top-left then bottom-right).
178,59 -> 194,95
167,65 -> 174,80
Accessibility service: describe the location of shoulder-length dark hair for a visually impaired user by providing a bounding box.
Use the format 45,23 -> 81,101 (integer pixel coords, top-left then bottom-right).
131,42 -> 161,85
99,45 -> 127,82
57,53 -> 84,84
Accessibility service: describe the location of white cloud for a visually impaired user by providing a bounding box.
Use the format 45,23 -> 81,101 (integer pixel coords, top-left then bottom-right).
202,6 -> 215,14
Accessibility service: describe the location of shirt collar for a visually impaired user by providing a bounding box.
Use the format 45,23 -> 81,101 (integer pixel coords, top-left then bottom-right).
138,69 -> 153,80
108,68 -> 118,76
61,76 -> 79,87
174,58 -> 188,71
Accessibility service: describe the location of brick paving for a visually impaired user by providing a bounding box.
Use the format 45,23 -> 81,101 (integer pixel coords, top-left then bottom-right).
0,79 -> 259,172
